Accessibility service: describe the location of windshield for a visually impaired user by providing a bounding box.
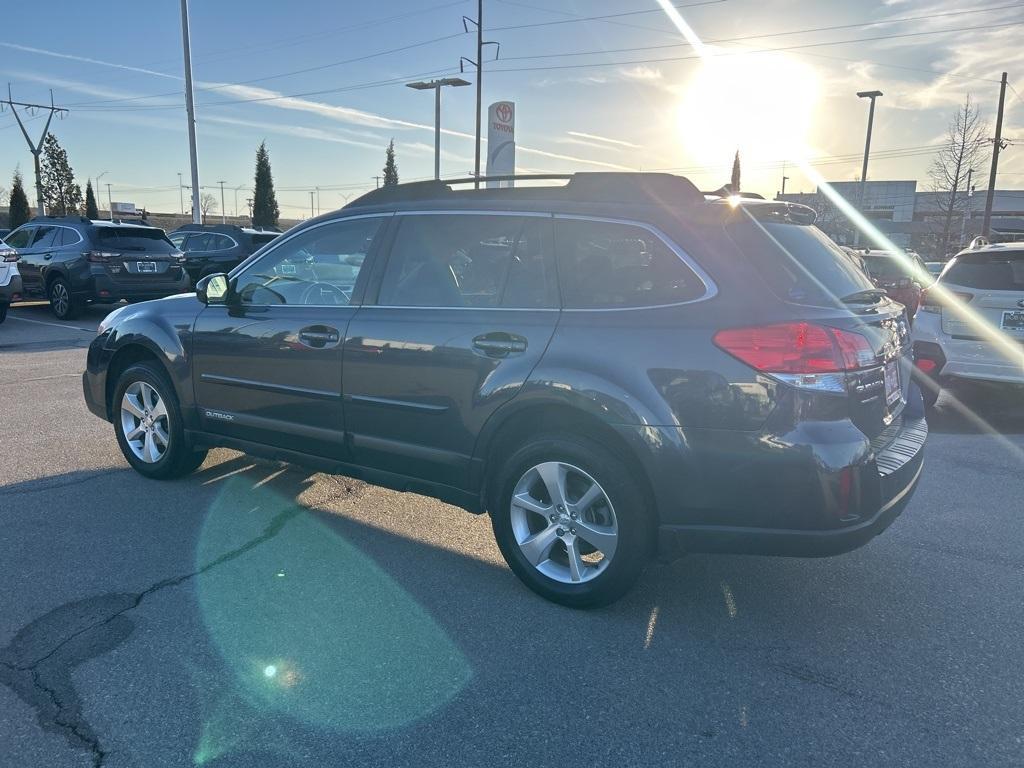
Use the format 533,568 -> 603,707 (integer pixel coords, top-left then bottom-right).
728,219 -> 875,305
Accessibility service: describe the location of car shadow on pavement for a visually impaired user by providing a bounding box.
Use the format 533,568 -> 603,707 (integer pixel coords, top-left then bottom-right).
1,453 -> 1011,767
927,381 -> 1024,436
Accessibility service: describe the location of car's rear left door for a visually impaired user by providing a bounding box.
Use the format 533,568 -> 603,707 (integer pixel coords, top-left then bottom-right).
190,214 -> 388,459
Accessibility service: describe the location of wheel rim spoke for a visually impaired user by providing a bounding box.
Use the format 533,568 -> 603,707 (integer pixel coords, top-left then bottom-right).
519,525 -> 559,566
566,537 -> 585,583
573,519 -> 618,559
575,481 -> 603,515
535,462 -> 568,508
121,392 -> 145,419
150,397 -> 168,420
512,491 -> 551,520
125,425 -> 145,441
143,431 -> 159,463
152,423 -> 169,448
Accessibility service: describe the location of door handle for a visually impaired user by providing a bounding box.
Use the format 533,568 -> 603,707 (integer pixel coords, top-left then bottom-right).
472,332 -> 528,357
298,325 -> 341,349
43,253 -> 53,260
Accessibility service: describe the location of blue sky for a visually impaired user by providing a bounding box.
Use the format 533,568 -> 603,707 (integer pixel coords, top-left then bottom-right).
1,0 -> 1022,218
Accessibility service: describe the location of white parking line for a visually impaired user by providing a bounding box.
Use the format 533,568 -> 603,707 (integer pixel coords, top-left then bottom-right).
7,315 -> 96,333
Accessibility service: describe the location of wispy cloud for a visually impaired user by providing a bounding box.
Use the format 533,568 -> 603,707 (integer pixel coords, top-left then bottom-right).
0,42 -> 180,81
567,131 -> 642,149
619,65 -> 664,81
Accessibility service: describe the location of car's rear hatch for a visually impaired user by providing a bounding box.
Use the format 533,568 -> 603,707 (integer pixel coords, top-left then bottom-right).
90,227 -> 183,282
723,203 -> 912,439
936,249 -> 1024,342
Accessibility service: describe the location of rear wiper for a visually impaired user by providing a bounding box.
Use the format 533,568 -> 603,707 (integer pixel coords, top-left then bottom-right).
840,288 -> 888,304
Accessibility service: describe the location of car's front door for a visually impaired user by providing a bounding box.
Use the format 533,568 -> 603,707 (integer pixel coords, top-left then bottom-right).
4,226 -> 42,296
343,212 -> 560,489
191,214 -> 388,459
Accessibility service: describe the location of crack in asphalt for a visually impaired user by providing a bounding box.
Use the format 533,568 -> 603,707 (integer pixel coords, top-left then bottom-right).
0,481 -> 360,767
0,471 -> 111,498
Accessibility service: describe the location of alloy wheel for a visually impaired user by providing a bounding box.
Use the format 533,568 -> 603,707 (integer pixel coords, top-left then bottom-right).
509,461 -> 619,584
120,381 -> 170,463
51,282 -> 69,317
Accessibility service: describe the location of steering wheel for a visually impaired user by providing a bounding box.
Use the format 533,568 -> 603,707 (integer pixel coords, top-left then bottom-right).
300,282 -> 348,305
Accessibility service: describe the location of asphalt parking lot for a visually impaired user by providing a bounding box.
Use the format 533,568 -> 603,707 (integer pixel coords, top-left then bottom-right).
1,301 -> 1023,768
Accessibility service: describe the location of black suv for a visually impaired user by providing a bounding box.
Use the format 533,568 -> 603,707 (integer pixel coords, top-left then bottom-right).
168,223 -> 280,285
83,174 -> 927,607
4,217 -> 190,319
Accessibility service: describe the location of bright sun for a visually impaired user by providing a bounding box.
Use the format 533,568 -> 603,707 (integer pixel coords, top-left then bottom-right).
677,49 -> 819,166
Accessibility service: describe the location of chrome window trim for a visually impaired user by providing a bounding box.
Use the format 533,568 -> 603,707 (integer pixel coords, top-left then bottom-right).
363,209 -> 717,312
552,213 -> 718,312
229,213 -> 392,308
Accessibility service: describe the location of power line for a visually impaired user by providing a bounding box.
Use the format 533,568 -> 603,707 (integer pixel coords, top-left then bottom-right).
489,0 -> 727,32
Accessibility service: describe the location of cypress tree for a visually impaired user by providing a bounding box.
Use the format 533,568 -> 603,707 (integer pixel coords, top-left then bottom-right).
85,180 -> 99,219
383,139 -> 399,186
8,170 -> 30,229
252,141 -> 279,228
40,133 -> 82,215
731,150 -> 741,193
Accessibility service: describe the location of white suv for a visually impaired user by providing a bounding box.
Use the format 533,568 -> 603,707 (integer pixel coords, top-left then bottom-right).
912,241 -> 1024,406
0,239 -> 22,324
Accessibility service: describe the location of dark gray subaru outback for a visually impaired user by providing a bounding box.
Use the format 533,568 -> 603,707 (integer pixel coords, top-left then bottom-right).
83,173 -> 927,607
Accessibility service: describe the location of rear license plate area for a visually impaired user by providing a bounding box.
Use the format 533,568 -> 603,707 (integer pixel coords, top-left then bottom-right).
137,261 -> 157,273
884,360 -> 901,407
1001,310 -> 1024,331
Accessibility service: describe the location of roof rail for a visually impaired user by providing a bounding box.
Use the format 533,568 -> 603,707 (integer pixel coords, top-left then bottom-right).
347,172 -> 705,207
968,235 -> 990,250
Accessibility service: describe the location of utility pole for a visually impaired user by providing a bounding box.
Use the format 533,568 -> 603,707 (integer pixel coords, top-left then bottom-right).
959,168 -> 975,248
982,72 -> 1008,239
106,183 -> 113,221
854,90 -> 883,246
217,180 -> 226,224
373,176 -> 381,189
4,87 -> 68,216
309,190 -> 315,217
179,0 -> 202,224
233,185 -> 243,219
462,2 -> 499,188
177,172 -> 184,215
315,186 -> 321,216
246,198 -> 253,225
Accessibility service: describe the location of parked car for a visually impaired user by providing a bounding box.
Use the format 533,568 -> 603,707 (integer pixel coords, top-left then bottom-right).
168,224 -> 280,285
83,173 -> 927,607
0,228 -> 11,241
912,240 -> 1024,408
859,249 -> 932,318
3,217 -> 190,319
0,238 -> 22,324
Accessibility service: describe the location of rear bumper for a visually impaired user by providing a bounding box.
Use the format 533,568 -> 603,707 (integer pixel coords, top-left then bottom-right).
619,404 -> 928,559
0,273 -> 22,302
913,311 -> 1024,385
83,270 -> 191,303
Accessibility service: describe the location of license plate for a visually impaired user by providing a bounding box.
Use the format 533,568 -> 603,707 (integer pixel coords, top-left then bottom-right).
884,360 -> 901,406
136,261 -> 157,273
1001,310 -> 1024,331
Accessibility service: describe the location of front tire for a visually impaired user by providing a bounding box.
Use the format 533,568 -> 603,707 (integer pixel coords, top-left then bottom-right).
48,277 -> 80,320
112,362 -> 208,479
489,433 -> 652,608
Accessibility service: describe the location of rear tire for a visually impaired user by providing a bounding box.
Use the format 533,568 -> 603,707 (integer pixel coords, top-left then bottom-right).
112,362 -> 208,479
0,302 -> 7,324
48,277 -> 80,320
489,433 -> 652,608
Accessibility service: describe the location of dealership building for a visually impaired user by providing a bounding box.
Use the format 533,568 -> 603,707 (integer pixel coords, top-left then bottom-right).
777,180 -> 1024,257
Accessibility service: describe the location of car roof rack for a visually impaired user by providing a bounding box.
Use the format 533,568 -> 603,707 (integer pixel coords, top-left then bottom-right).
968,235 -> 990,250
347,172 -> 705,207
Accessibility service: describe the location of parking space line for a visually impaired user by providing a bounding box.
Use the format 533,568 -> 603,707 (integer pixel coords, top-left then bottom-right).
7,315 -> 96,333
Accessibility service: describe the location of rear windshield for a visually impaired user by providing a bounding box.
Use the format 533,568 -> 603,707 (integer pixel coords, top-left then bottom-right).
94,228 -> 176,253
863,254 -> 913,279
728,219 -> 875,305
943,251 -> 1024,290
251,234 -> 279,246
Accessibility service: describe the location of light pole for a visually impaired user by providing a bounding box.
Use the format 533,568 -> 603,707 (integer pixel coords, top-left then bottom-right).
406,78 -> 471,180
95,171 -> 108,216
959,168 -> 975,249
180,0 -> 202,224
233,185 -> 244,219
855,90 -> 882,246
309,190 -> 315,218
105,183 -> 113,221
217,180 -> 226,224
177,172 -> 184,215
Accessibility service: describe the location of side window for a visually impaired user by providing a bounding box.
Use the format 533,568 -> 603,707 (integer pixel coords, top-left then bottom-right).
30,226 -> 58,250
234,217 -> 383,306
556,219 -> 705,308
168,232 -> 188,248
184,233 -> 213,252
4,227 -> 34,249
377,215 -> 555,308
210,234 -> 234,251
56,227 -> 80,247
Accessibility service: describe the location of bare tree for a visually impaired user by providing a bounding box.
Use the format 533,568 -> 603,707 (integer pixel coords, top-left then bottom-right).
928,95 -> 988,256
200,192 -> 217,223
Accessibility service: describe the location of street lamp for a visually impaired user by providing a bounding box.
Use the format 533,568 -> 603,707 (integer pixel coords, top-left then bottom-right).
406,77 -> 471,180
177,172 -> 185,215
855,90 -> 883,245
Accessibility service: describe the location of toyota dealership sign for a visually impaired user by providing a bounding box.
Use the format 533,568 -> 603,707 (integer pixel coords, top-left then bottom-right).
486,101 -> 515,187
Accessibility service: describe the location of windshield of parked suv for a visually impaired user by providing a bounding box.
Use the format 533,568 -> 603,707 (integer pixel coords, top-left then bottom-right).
251,233 -> 279,246
728,218 -> 875,305
94,228 -> 177,252
943,251 -> 1024,290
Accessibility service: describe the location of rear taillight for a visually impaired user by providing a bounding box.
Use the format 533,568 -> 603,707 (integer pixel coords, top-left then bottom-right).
87,250 -> 118,263
713,322 -> 877,393
920,287 -> 972,313
1,249 -> 18,263
172,250 -> 186,264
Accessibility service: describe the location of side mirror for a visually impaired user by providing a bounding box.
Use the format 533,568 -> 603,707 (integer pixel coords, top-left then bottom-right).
196,273 -> 231,305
